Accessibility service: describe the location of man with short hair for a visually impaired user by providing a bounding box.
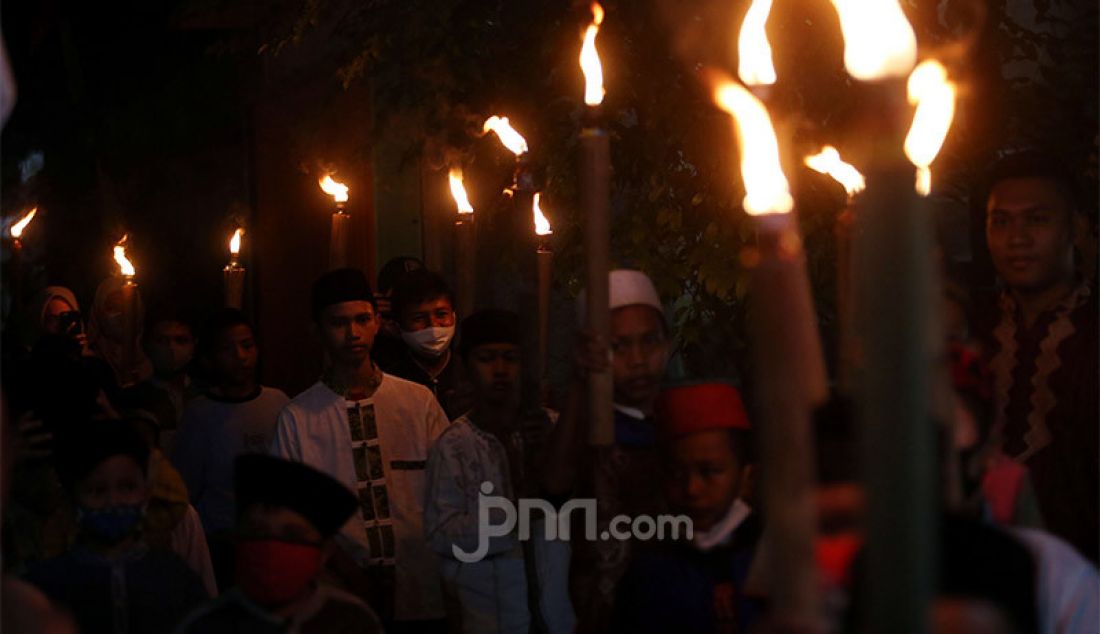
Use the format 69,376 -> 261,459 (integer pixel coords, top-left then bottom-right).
270,268 -> 450,628
172,308 -> 289,585
542,269 -> 674,633
144,309 -> 200,451
177,454 -> 383,633
381,269 -> 475,420
976,150 -> 1098,562
424,309 -> 573,633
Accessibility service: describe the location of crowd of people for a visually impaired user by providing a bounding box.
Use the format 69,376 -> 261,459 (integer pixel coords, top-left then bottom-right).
0,149 -> 1096,633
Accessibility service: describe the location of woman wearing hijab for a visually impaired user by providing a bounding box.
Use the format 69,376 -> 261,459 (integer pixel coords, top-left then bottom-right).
87,278 -> 153,391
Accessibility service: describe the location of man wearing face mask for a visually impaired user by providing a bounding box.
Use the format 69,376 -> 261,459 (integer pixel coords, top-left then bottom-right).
178,454 -> 383,633
26,419 -> 209,634
382,269 -> 475,420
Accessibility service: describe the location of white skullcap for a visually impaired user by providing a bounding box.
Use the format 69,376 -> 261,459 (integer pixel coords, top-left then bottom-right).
577,269 -> 665,323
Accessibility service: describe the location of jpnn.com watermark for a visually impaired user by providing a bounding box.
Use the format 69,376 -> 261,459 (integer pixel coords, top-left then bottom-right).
454,482 -> 694,563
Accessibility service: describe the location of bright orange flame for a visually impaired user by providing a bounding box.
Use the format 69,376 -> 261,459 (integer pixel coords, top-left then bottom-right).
318,175 -> 349,203
580,3 -> 605,106
804,146 -> 866,197
482,116 -> 529,156
113,235 -> 136,277
448,168 -> 474,215
828,0 -> 916,80
229,228 -> 243,256
712,79 -> 793,215
533,193 -> 552,236
904,60 -> 956,196
738,0 -> 777,86
10,207 -> 37,239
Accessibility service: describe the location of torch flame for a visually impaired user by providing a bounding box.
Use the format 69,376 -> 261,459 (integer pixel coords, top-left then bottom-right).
448,168 -> 475,215
828,0 -> 917,80
482,116 -> 529,156
229,228 -> 243,256
113,235 -> 136,277
904,60 -> 956,196
712,79 -> 794,215
804,146 -> 866,197
10,207 -> 37,239
738,0 -> 777,86
533,193 -> 553,236
318,175 -> 349,203
580,3 -> 606,106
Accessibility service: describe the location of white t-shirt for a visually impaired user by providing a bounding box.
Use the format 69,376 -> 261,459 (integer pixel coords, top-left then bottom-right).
270,375 -> 450,621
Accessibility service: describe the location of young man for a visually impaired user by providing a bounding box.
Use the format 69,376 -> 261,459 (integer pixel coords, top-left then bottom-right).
976,150 -> 1098,562
143,309 -> 199,445
424,309 -> 573,633
25,420 -> 209,633
270,267 -> 450,628
381,269 -> 475,420
172,309 -> 289,583
177,454 -> 383,633
542,268 -> 674,633
615,383 -> 761,634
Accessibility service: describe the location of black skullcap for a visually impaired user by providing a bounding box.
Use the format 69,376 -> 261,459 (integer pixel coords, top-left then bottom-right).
459,309 -> 522,360
235,454 -> 358,538
377,256 -> 425,295
54,419 -> 151,492
311,268 -> 375,319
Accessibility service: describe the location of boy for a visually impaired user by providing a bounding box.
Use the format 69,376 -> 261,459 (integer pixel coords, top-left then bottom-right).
177,454 -> 382,633
271,268 -> 449,627
424,309 -> 573,633
26,420 -> 208,633
172,308 -> 289,584
615,382 -> 760,634
382,269 -> 474,419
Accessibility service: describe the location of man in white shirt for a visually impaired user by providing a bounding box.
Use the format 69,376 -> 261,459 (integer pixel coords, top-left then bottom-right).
270,268 -> 450,630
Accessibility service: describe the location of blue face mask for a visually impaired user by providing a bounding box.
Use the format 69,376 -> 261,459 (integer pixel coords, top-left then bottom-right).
78,505 -> 145,543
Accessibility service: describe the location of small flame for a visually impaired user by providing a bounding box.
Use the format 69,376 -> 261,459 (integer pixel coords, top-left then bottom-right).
113,235 -> 136,277
229,228 -> 243,256
533,193 -> 552,236
580,3 -> 606,106
448,168 -> 474,215
712,79 -> 793,215
904,60 -> 956,197
10,207 -> 37,239
482,116 -> 529,156
738,0 -> 777,86
804,146 -> 866,197
318,174 -> 349,203
828,0 -> 917,80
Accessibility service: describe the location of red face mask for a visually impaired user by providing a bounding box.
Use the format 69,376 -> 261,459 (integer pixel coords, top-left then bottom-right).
815,534 -> 862,588
235,539 -> 322,607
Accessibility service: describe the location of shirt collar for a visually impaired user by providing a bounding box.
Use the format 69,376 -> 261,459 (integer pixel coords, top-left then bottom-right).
692,498 -> 752,552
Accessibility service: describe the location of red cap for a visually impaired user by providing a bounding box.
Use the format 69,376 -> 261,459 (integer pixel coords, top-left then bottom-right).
656,383 -> 751,438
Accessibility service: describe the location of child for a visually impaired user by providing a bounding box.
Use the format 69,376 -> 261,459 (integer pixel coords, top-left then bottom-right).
25,419 -> 208,633
615,382 -> 761,633
177,454 -> 382,632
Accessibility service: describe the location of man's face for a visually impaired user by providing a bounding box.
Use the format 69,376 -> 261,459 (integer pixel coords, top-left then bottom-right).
76,455 -> 148,510
147,320 -> 195,377
610,305 -> 670,409
985,178 -> 1075,293
317,301 -> 378,367
212,324 -> 258,387
239,504 -> 323,546
399,296 -> 455,332
467,343 -> 522,408
664,429 -> 748,532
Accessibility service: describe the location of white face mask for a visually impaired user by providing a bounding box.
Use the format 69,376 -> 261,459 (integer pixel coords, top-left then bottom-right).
401,325 -> 455,358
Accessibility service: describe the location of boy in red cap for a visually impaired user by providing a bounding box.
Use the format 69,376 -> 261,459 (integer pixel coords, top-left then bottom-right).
614,382 -> 761,634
